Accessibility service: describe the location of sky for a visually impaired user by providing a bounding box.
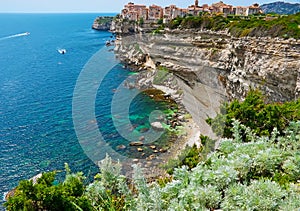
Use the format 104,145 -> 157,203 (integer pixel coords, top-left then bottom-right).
0,0 -> 299,13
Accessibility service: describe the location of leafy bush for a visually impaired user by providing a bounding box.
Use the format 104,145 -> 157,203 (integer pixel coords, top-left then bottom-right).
85,154 -> 133,210
4,164 -> 92,211
157,18 -> 163,25
222,179 -> 286,210
163,144 -> 203,174
207,89 -> 300,139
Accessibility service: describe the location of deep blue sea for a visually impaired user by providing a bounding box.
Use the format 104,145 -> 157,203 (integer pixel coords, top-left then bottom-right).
0,13 -> 169,205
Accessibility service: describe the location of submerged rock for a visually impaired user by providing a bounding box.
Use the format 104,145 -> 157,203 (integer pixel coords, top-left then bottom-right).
151,122 -> 164,131
139,127 -> 149,133
130,141 -> 144,146
149,145 -> 156,150
117,144 -> 126,150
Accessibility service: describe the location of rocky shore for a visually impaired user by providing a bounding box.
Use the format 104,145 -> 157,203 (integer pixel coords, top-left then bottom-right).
112,26 -> 300,139
117,88 -> 202,180
106,17 -> 300,178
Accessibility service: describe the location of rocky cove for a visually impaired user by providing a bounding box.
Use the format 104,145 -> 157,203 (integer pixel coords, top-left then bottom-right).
111,24 -> 300,141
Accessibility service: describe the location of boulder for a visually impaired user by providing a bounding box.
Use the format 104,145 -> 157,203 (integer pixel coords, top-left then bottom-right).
117,144 -> 126,150
147,154 -> 156,161
178,115 -> 185,121
130,141 -> 143,146
149,145 -> 156,150
151,122 -> 164,131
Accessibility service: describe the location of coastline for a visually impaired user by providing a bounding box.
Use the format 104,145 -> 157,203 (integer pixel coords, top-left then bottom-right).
119,67 -> 203,180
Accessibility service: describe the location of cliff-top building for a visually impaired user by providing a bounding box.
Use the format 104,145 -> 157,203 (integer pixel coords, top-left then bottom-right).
148,4 -> 163,20
121,1 -> 262,22
121,2 -> 148,21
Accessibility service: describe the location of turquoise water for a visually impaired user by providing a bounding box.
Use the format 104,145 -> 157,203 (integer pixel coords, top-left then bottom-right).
0,13 -> 168,204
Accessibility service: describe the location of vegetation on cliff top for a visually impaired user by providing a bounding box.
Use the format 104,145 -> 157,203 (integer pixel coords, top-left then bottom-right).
165,12 -> 300,39
4,90 -> 300,210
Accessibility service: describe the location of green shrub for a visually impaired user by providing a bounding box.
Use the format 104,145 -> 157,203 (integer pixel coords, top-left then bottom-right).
222,179 -> 286,210
4,165 -> 92,211
163,144 -> 202,174
165,13 -> 300,38
208,89 -> 300,139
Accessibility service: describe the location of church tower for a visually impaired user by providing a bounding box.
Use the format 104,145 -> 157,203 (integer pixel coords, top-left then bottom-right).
195,0 -> 199,7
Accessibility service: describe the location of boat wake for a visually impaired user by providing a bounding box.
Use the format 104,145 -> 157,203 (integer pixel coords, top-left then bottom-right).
57,48 -> 67,54
0,32 -> 30,41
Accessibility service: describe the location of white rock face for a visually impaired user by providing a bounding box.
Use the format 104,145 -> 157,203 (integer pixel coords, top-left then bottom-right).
115,30 -> 300,102
114,29 -> 300,138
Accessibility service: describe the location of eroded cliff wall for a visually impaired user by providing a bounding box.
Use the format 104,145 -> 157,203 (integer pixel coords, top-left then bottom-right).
114,29 -> 300,137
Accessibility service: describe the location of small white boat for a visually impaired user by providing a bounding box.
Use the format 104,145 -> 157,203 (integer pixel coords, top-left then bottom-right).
25,32 -> 30,35
58,49 -> 67,54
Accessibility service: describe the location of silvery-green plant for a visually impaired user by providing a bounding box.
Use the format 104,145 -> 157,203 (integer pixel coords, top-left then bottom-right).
85,154 -> 133,210
222,179 -> 286,210
83,121 -> 300,210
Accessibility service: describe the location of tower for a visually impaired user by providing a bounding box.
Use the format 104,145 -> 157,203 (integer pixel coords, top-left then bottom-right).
195,0 -> 199,7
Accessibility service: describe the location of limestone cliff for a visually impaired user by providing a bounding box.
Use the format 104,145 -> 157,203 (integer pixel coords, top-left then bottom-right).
113,28 -> 300,137
92,17 -> 113,31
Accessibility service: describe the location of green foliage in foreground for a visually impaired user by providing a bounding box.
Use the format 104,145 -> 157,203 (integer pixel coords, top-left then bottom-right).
132,121 -> 300,210
163,135 -> 216,174
5,121 -> 300,210
207,89 -> 300,139
163,144 -> 202,174
167,13 -> 300,38
4,164 -> 92,211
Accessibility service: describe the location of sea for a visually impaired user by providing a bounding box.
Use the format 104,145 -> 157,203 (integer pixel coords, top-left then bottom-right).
0,13 -> 169,206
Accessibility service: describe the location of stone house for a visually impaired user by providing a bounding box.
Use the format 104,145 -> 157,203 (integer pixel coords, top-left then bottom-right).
248,3 -> 261,15
234,6 -> 248,16
121,2 -> 148,21
120,1 -> 262,23
148,5 -> 163,20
